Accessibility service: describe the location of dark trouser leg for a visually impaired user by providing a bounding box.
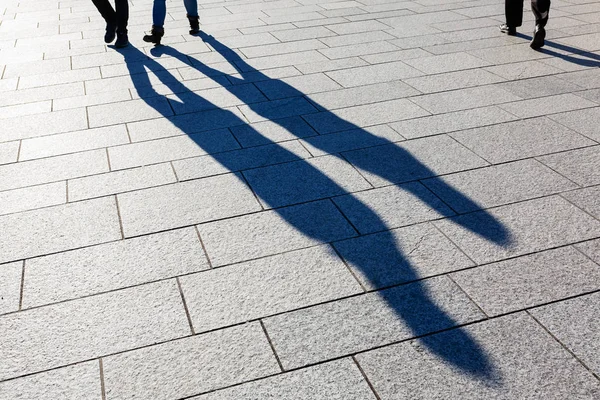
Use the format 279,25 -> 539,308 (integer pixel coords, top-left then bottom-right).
91,0 -> 117,25
114,0 -> 129,32
506,0 -> 524,27
531,0 -> 550,27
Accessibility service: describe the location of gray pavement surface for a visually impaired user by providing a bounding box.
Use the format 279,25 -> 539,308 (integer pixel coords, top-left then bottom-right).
1,0 -> 600,398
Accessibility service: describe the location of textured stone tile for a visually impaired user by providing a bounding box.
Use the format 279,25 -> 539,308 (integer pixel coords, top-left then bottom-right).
197,200 -> 356,267
18,67 -> 100,89
238,97 -> 319,123
453,246 -> 600,316
303,99 -> 430,134
451,117 -> 594,164
0,196 -> 121,264
356,313 -> 600,399
118,174 -> 261,237
88,97 -> 173,128
0,82 -> 83,108
325,19 -> 390,35
403,52 -> 490,74
403,68 -> 505,94
0,361 -> 102,400
271,26 -> 337,42
53,89 -> 132,111
334,222 -> 473,290
434,195 -> 600,265
240,39 -> 326,58
410,85 -> 522,114
0,280 -> 189,381
193,359 -> 374,400
255,73 -> 342,100
557,68 -> 600,89
342,135 -> 488,187
548,107 -> 600,142
263,276 -> 484,369
333,182 -> 454,234
325,61 -> 423,87
19,125 -> 129,161
301,125 -> 403,156
497,75 -> 583,101
181,245 -> 362,332
166,84 -> 267,115
0,108 -> 87,141
23,228 -> 207,308
0,141 -> 19,165
0,181 -> 66,216
244,155 -> 371,208
307,81 -> 420,111
0,100 -> 51,119
230,116 -> 317,147
390,106 -> 516,139
0,149 -> 108,192
103,323 -> 279,400
320,30 -> 395,47
498,93 -> 596,119
108,129 -> 240,170
68,163 -> 176,201
484,60 -> 564,80
295,57 -> 368,74
241,50 -> 329,72
423,159 -> 578,213
575,238 -> 600,265
319,41 -> 400,60
562,185 -> 600,219
0,261 -> 21,315
531,292 -> 600,376
173,141 -> 311,181
537,146 -> 600,186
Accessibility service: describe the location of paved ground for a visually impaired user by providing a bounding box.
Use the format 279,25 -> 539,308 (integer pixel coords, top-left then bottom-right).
1,0 -> 600,398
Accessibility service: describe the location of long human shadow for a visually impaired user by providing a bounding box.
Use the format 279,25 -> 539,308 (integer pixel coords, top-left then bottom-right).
516,32 -> 600,66
118,38 -> 511,380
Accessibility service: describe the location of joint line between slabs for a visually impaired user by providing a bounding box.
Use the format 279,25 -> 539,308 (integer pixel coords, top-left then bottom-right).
260,319 -> 285,372
176,277 -> 196,335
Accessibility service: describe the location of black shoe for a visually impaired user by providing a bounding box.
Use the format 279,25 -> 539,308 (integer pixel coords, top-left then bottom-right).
114,30 -> 129,48
104,23 -> 117,43
187,14 -> 200,35
530,25 -> 546,50
143,26 -> 165,45
499,24 -> 516,35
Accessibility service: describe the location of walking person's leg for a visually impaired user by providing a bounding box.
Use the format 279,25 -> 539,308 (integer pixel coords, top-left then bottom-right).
114,0 -> 129,47
184,0 -> 200,34
143,0 -> 166,45
500,0 -> 524,35
530,0 -> 550,49
91,0 -> 118,43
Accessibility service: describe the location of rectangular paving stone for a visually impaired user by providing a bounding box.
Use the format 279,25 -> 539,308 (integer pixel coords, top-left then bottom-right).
0,280 -> 189,381
0,82 -> 84,108
118,174 -> 261,237
452,246 -> 600,316
166,84 -> 267,115
193,359 -> 374,400
0,100 -> 51,119
531,292 -> 600,377
334,222 -> 474,290
410,85 -> 522,114
254,73 -> 342,100
499,93 -> 596,119
403,52 -> 491,74
0,107 -> 88,142
197,200 -> 357,267
0,149 -> 108,192
422,159 -> 578,213
0,361 -> 102,400
0,141 -> 19,165
68,163 -> 176,202
434,195 -> 600,265
108,129 -> 240,170
537,146 -> 600,186
548,107 -> 600,142
325,61 -> 424,87
239,39 -> 326,59
263,276 -> 484,370
303,99 -> 430,134
575,238 -> 600,265
53,89 -> 132,111
103,323 -> 279,400
173,140 -> 311,181
451,117 -> 594,164
18,67 -> 100,89
307,81 -> 421,111
497,75 -> 583,100
319,41 -> 400,60
562,185 -> 600,219
180,245 -> 362,332
484,60 -> 564,80
240,50 -> 328,72
301,125 -> 404,156
390,106 -> 517,139
360,48 -> 432,64
23,228 -> 208,308
88,97 -> 174,128
0,196 -> 121,264
295,57 -> 368,74
342,135 -> 488,187
403,68 -> 506,94
0,181 -> 66,216
229,116 -> 317,147
0,261 -> 22,315
238,97 -> 318,123
19,125 -> 129,161
356,313 -> 600,399
333,182 -> 454,234
243,155 -> 371,209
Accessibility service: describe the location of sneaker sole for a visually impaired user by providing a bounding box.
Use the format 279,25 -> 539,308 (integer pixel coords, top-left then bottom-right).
530,29 -> 546,49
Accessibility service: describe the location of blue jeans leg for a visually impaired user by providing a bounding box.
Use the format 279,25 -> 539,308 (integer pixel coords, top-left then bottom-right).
184,0 -> 198,17
152,0 -> 167,27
